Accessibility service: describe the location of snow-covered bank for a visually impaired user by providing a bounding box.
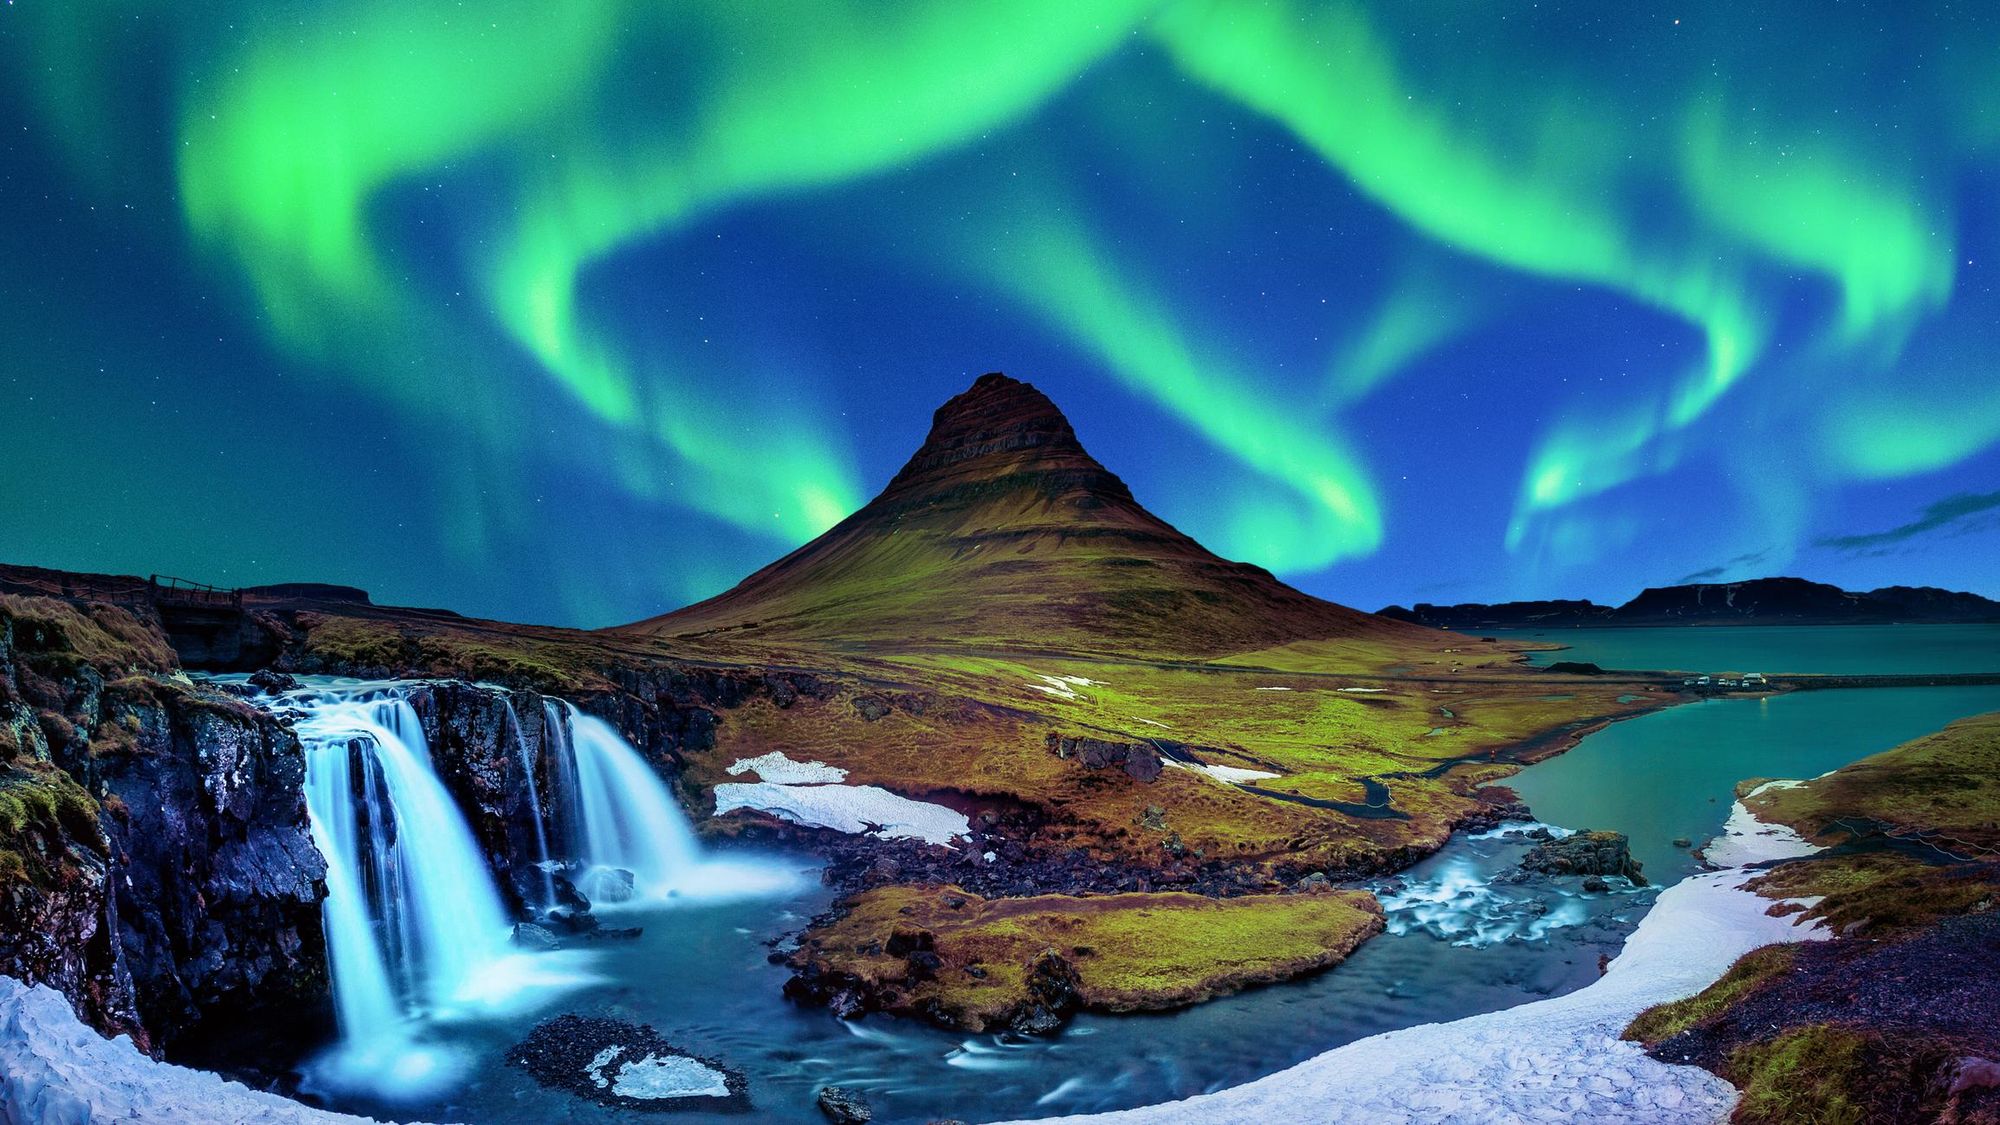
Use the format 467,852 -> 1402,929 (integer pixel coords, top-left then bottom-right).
0,977 -> 415,1125
1012,798 -> 1828,1125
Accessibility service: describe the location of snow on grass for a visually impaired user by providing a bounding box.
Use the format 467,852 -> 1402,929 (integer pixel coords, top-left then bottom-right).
712,781 -> 969,847
725,751 -> 847,785
1011,803 -> 1828,1125
1165,760 -> 1281,785
1335,687 -> 1387,693
1,976 -> 408,1125
1700,782 -> 1823,869
1133,718 -> 1172,729
1027,674 -> 1101,701
1254,686 -> 1293,692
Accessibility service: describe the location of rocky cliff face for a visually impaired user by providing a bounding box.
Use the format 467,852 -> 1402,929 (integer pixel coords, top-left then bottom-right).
0,594 -> 325,1054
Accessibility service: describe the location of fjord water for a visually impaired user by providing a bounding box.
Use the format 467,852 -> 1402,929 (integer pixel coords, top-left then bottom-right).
1509,684 -> 2000,882
1496,622 -> 2000,675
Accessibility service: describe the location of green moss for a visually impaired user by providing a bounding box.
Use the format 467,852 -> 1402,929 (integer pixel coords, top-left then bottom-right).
1727,1024 -> 1872,1125
1748,851 -> 1998,937
0,764 -> 102,892
0,594 -> 176,673
1624,943 -> 1797,1044
793,885 -> 1384,1029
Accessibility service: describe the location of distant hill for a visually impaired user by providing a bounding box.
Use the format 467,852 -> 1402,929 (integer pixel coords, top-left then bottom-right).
1379,577 -> 2000,630
619,373 -> 1429,659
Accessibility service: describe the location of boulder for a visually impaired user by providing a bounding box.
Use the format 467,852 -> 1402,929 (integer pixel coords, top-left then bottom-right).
818,1085 -> 874,1124
1520,830 -> 1646,885
512,922 -> 560,951
1046,734 -> 1162,783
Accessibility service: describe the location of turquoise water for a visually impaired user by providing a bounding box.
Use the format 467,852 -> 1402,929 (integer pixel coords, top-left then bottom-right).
1490,623 -> 2000,675
1507,685 -> 2000,883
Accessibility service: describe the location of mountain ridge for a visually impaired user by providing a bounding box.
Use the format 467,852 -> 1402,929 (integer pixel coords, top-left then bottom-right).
1379,576 -> 2000,629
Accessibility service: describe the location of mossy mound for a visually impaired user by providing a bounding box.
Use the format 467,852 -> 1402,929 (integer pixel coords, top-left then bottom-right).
786,884 -> 1383,1032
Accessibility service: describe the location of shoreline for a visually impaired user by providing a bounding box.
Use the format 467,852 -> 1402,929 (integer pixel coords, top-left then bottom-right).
1005,798 -> 1827,1125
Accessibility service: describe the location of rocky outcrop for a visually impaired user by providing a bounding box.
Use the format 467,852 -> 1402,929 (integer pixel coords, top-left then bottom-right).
0,595 -> 326,1053
1046,733 -> 1162,782
1520,829 -> 1645,885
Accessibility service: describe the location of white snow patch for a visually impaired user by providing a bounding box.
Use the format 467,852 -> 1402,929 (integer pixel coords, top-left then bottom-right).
1254,686 -> 1293,692
585,1046 -> 621,1088
1700,783 -> 1824,869
1336,687 -> 1388,693
1012,803 -> 1828,1125
1134,718 -> 1171,729
610,1053 -> 731,1100
0,976 -> 416,1125
1027,674 -> 1100,701
712,781 -> 969,847
725,751 -> 846,785
1165,760 -> 1280,785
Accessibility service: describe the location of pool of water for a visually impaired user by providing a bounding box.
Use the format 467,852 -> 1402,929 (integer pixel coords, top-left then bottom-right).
1490,623 -> 2000,675
310,831 -> 1644,1125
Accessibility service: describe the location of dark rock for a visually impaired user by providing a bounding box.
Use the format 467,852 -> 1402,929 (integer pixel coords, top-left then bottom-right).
583,925 -> 644,942
1672,837 -> 1693,849
508,1013 -> 749,1112
1290,872 -> 1334,895
852,696 -> 891,722
1581,876 -> 1610,894
1046,733 -> 1162,783
512,922 -> 560,951
245,669 -> 299,694
817,1085 -> 873,1124
1008,950 -> 1082,1036
1521,830 -> 1645,885
548,907 -> 600,934
828,989 -> 866,1020
550,872 -> 592,914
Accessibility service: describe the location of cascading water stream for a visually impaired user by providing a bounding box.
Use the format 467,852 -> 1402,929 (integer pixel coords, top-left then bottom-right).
544,700 -> 702,902
279,680 -> 585,1095
230,674 -> 797,1101
504,698 -> 558,910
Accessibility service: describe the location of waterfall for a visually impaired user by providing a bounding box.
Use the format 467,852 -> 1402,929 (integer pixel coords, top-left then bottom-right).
544,700 -> 702,901
294,686 -> 514,1021
281,680 -> 592,1096
503,698 -> 558,910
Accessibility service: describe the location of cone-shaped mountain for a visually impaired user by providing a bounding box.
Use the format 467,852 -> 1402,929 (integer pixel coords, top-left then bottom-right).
621,373 -> 1419,659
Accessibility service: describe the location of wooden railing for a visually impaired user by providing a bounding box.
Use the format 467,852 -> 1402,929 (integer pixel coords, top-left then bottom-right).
148,575 -> 243,610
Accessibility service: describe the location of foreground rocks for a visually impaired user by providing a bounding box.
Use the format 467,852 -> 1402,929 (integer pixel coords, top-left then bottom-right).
508,1013 -> 750,1113
0,595 -> 326,1053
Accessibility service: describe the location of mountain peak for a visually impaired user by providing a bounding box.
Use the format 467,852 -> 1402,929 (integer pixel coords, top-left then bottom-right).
880,372 -> 1108,499
620,371 -> 1414,658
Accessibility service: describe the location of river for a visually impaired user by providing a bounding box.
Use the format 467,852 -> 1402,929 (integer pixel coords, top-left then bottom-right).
304,626 -> 2000,1124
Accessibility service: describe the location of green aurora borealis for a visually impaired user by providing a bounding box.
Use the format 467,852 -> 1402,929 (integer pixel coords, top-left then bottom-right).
3,1 -> 1997,625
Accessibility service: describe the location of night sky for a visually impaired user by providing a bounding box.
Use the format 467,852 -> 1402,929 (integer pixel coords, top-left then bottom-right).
4,2 -> 1998,628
